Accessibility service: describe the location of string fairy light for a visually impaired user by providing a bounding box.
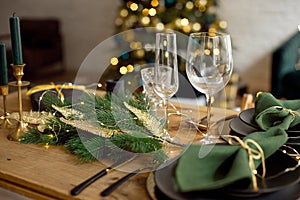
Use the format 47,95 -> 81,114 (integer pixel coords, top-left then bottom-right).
44,143 -> 50,149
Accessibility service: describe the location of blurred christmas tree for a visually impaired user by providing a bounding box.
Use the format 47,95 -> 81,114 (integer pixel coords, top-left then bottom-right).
101,0 -> 228,94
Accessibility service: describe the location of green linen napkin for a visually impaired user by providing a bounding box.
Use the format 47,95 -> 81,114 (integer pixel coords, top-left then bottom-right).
255,92 -> 300,130
175,128 -> 288,192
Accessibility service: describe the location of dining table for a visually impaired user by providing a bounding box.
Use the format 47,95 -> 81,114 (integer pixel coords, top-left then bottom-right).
0,89 -> 299,200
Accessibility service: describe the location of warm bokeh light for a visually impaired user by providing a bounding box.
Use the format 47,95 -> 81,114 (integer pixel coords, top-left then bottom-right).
156,22 -> 164,31
44,143 -> 50,149
204,49 -> 211,55
135,49 -> 145,58
199,0 -> 208,6
112,0 -> 228,82
213,48 -> 220,55
119,66 -> 128,74
151,0 -> 159,7
208,27 -> 217,33
141,16 -> 150,25
120,9 -> 129,17
48,134 -> 54,139
127,64 -> 134,72
110,57 -> 119,65
182,25 -> 191,33
149,8 -> 157,16
186,1 -> 194,9
192,23 -> 201,31
219,20 -> 228,29
130,41 -> 142,49
181,18 -> 189,26
142,8 -> 149,16
130,3 -> 138,11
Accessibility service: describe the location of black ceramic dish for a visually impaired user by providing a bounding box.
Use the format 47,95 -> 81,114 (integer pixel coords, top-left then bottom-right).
229,117 -> 300,146
154,150 -> 300,200
239,108 -> 300,136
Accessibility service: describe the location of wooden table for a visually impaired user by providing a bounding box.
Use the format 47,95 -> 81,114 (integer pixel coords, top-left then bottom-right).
0,90 -> 238,200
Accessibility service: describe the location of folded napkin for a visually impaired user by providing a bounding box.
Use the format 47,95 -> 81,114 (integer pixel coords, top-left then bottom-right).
175,128 -> 288,192
255,92 -> 300,130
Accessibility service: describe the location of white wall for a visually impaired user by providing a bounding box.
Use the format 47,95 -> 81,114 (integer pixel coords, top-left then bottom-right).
219,0 -> 300,93
1,0 -> 300,93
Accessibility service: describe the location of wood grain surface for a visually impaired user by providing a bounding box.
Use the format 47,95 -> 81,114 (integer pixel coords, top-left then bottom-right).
0,89 -> 237,200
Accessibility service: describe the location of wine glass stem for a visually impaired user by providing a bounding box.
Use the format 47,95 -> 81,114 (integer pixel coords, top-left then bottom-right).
163,98 -> 169,131
205,94 -> 212,132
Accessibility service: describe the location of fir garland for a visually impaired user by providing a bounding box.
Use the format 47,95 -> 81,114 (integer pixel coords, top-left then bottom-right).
19,91 -> 168,162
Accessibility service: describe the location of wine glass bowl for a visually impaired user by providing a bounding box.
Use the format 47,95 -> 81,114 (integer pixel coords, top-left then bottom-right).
186,32 -> 233,143
153,66 -> 178,99
140,67 -> 162,108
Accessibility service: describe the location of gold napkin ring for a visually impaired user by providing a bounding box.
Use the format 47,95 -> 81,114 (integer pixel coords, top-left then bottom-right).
228,136 -> 266,191
273,106 -> 300,123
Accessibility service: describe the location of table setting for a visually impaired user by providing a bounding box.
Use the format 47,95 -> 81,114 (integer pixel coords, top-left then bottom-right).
0,14 -> 299,200
152,92 -> 300,200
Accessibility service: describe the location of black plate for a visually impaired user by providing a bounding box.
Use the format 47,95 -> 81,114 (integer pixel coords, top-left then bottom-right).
239,108 -> 260,129
239,108 -> 300,136
229,117 -> 257,136
229,117 -> 300,146
155,150 -> 300,200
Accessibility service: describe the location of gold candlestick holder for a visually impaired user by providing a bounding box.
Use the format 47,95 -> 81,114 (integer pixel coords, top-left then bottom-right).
0,85 -> 13,128
7,64 -> 30,141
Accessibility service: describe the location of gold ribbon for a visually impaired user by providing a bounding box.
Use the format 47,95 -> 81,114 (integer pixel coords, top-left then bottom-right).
26,82 -> 86,103
227,135 -> 266,191
273,106 -> 300,123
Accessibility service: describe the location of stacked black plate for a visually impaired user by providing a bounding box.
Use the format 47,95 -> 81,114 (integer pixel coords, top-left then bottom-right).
154,152 -> 300,200
153,109 -> 300,199
229,108 -> 300,146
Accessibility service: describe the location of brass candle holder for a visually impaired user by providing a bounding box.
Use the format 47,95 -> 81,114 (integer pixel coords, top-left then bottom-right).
7,63 -> 30,141
0,85 -> 13,128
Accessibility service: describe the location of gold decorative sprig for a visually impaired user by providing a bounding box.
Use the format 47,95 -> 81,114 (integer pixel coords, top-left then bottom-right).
60,118 -> 117,138
124,102 -> 163,137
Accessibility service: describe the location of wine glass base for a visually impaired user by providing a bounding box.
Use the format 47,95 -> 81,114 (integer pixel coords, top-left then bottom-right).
197,135 -> 221,158
199,135 -> 220,145
161,134 -> 184,158
161,132 -> 181,145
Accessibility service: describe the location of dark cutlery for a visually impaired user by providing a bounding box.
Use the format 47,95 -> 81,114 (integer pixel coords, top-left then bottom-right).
70,156 -> 135,196
100,167 -> 149,197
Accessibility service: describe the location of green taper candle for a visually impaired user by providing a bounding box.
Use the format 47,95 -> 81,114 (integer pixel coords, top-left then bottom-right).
9,14 -> 23,65
0,42 -> 8,86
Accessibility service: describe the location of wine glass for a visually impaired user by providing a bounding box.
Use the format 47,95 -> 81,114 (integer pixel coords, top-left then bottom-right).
186,32 -> 233,143
153,32 -> 179,139
140,66 -> 162,109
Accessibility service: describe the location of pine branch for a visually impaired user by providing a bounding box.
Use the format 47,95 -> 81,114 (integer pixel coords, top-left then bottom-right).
42,93 -> 72,113
64,136 -> 98,162
109,132 -> 162,153
19,127 -> 45,144
109,133 -> 167,162
20,116 -> 78,146
74,92 -> 112,114
21,91 -> 168,162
